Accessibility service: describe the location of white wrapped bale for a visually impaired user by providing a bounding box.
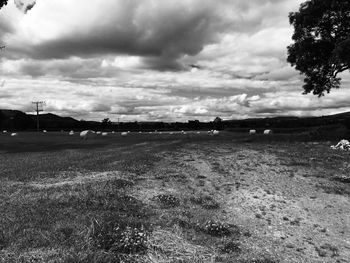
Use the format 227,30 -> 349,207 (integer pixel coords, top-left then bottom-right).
80,130 -> 96,140
11,133 -> 18,137
263,129 -> 273,135
212,130 -> 220,136
249,129 -> 256,134
121,132 -> 128,136
331,139 -> 350,150
102,132 -> 108,136
69,130 -> 74,135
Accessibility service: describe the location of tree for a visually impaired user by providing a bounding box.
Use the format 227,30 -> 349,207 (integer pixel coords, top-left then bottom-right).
213,116 -> 223,130
101,118 -> 112,128
0,0 -> 8,10
287,0 -> 350,96
101,118 -> 111,124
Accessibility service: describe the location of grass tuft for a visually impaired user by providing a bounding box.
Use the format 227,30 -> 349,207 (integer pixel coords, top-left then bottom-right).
189,193 -> 220,209
89,218 -> 149,254
203,220 -> 233,237
153,194 -> 180,208
147,226 -> 217,263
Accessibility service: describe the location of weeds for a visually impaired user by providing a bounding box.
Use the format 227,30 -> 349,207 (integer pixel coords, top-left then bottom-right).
90,219 -> 149,254
219,239 -> 241,254
203,220 -> 232,237
153,194 -> 180,208
190,193 -> 220,209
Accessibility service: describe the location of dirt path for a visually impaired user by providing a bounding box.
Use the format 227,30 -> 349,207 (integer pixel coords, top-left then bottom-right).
143,142 -> 350,263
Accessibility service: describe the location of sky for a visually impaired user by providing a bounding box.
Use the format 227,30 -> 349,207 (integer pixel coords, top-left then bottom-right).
0,0 -> 349,122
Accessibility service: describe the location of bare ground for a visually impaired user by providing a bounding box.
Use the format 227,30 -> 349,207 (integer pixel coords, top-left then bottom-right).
132,141 -> 350,262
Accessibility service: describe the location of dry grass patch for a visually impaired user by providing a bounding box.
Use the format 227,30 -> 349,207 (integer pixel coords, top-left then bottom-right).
146,226 -> 217,263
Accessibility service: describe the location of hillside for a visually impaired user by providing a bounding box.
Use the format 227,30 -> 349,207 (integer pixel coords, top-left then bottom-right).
0,109 -> 350,133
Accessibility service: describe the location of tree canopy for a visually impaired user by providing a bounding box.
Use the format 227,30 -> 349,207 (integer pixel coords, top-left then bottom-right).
0,0 -> 7,9
287,0 -> 350,96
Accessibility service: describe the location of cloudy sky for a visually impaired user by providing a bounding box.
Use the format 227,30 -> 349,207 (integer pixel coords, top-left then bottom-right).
0,0 -> 349,122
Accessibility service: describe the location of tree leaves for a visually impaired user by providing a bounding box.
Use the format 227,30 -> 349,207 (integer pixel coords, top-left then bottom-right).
287,0 -> 350,96
0,0 -> 8,9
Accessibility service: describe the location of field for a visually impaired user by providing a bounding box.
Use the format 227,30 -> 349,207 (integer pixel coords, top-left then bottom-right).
0,131 -> 349,263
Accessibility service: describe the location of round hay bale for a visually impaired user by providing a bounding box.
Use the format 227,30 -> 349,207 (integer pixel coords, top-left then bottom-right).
212,130 -> 220,136
263,129 -> 273,135
80,130 -> 96,140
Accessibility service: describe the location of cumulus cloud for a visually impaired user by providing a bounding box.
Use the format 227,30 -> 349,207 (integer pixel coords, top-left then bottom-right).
1,0 -> 349,121
3,0 -> 233,69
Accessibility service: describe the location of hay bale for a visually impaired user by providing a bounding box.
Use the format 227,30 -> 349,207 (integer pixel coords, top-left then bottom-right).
11,133 -> 18,137
249,129 -> 256,134
212,130 -> 219,136
80,130 -> 96,140
263,129 -> 273,135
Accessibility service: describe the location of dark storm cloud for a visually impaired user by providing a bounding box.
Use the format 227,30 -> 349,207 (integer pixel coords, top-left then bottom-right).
6,0 -> 232,71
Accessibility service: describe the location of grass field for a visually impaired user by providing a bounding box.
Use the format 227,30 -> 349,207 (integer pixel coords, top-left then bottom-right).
0,131 -> 349,263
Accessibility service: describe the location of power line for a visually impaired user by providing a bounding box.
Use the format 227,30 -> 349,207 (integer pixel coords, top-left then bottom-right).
32,101 -> 45,132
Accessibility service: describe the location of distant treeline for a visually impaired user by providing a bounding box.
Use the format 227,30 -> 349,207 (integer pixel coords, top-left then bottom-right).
1,109 -> 350,133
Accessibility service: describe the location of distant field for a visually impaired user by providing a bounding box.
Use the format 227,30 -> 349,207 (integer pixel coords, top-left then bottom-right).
0,132 -> 349,263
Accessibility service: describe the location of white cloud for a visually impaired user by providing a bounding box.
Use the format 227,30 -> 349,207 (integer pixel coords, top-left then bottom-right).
0,0 -> 349,121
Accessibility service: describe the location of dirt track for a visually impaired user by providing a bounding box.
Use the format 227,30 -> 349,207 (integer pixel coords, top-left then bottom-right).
134,141 -> 350,262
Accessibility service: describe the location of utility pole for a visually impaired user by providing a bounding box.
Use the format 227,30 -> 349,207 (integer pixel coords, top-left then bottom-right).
32,101 -> 45,132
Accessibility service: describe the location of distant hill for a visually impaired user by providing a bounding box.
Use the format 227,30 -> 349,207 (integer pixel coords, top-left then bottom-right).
27,113 -> 80,130
0,108 -> 350,133
0,109 -> 35,130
